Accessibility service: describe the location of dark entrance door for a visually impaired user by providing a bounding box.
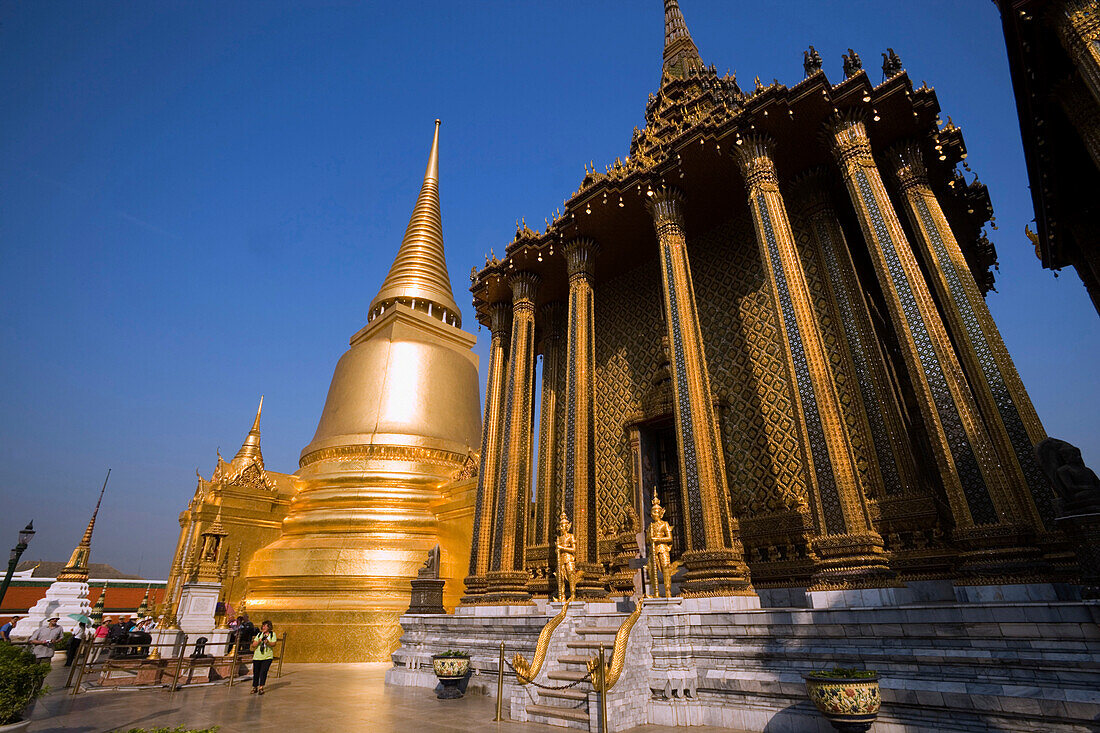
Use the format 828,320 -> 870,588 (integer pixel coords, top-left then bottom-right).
639,421 -> 685,561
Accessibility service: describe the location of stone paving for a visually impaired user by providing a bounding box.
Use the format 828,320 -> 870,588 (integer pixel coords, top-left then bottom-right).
28,661 -> 749,733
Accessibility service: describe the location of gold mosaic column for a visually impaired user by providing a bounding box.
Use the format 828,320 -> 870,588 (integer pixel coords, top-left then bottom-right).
534,303 -> 564,547
790,173 -> 956,578
828,114 -> 1042,578
1054,0 -> 1100,108
884,143 -> 1053,530
790,173 -> 924,504
485,272 -> 540,603
644,186 -> 754,597
528,302 -> 564,596
561,238 -> 608,598
733,136 -> 891,588
462,301 -> 511,603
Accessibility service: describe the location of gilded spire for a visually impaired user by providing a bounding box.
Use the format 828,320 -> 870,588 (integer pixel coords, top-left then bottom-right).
368,119 -> 462,328
662,0 -> 704,79
57,469 -> 110,582
231,395 -> 264,465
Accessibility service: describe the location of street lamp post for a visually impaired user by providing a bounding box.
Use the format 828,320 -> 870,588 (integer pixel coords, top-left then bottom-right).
0,522 -> 36,610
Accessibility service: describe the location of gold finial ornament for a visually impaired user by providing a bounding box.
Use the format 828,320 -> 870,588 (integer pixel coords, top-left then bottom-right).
662,0 -> 704,79
211,396 -> 274,490
368,119 -> 461,327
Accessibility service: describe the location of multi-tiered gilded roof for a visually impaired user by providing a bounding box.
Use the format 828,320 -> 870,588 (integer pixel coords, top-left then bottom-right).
470,2 -> 998,319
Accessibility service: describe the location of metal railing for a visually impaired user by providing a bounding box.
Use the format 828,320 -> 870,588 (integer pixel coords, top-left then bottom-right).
58,631 -> 288,696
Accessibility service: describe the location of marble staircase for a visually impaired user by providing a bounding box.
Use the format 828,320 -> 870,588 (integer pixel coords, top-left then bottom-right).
524,617 -> 622,728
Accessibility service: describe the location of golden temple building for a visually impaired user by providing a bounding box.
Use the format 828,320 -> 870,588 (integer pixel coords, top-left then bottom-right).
163,397 -> 296,625
461,0 -> 1066,607
243,120 -> 481,662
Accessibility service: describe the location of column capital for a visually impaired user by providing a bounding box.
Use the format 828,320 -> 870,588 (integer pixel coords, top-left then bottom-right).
788,167 -> 836,219
826,111 -> 874,169
509,271 -> 540,306
562,238 -> 600,280
537,301 -> 565,352
644,185 -> 686,231
488,301 -> 512,337
731,133 -> 779,191
880,141 -> 929,194
539,300 -> 565,327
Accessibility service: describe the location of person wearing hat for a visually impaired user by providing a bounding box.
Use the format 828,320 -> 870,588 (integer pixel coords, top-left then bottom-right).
0,616 -> 21,642
28,616 -> 63,662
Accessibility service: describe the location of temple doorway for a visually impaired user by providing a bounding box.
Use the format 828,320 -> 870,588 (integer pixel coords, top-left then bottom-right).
638,421 -> 686,561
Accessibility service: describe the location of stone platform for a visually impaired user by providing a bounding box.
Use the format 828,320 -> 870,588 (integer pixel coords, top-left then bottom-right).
388,594 -> 1100,732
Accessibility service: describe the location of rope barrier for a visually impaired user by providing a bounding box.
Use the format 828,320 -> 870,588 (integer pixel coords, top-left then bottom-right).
502,655 -> 595,691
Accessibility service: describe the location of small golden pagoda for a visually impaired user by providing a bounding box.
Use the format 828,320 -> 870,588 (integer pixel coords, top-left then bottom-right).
244,120 -> 482,662
162,397 -> 295,625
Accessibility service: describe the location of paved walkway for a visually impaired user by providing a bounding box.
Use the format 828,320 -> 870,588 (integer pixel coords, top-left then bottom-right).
28,661 -> 748,733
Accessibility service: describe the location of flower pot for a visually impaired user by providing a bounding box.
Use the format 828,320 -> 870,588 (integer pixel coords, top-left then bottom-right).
431,655 -> 470,699
0,719 -> 32,733
803,673 -> 881,732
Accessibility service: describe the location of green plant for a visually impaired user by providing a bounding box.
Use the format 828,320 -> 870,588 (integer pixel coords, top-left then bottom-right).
805,667 -> 877,679
54,631 -> 73,651
434,650 -> 469,658
0,643 -> 50,725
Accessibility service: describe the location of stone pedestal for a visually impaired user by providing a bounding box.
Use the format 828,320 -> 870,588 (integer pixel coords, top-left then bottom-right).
176,582 -> 221,634
407,578 -> 445,614
152,628 -> 187,659
11,580 -> 91,636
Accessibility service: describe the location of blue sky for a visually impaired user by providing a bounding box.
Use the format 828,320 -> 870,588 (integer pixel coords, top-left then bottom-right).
2,1 -> 1097,577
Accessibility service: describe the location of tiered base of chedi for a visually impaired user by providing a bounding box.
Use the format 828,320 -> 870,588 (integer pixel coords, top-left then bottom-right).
391,2 -> 1100,730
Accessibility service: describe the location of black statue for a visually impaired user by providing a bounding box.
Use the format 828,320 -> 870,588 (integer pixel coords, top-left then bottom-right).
842,48 -> 863,78
1036,438 -> 1100,515
191,636 -> 211,659
882,48 -> 903,78
803,45 -> 823,77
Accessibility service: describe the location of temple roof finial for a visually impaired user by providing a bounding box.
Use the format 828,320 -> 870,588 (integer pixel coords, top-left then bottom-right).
662,0 -> 704,79
368,119 -> 462,328
231,395 -> 264,465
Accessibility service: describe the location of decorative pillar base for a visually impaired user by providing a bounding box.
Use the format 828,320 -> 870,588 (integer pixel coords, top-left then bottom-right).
525,544 -> 552,597
679,549 -> 756,597
482,571 -> 533,605
1056,513 -> 1100,599
460,575 -> 488,604
951,525 -> 1049,581
808,533 -> 895,590
574,562 -> 610,600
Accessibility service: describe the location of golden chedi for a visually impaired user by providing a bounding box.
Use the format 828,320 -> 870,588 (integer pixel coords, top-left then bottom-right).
245,120 -> 482,662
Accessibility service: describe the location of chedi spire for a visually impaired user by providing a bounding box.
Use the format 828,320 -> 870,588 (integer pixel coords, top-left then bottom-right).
57,469 -> 110,582
662,0 -> 704,79
368,120 -> 461,327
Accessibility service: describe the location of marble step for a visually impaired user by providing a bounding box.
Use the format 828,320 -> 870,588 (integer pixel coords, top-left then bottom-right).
574,625 -> 620,636
566,640 -> 617,651
539,687 -> 588,702
557,654 -> 596,665
526,703 -> 589,724
548,669 -> 589,682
